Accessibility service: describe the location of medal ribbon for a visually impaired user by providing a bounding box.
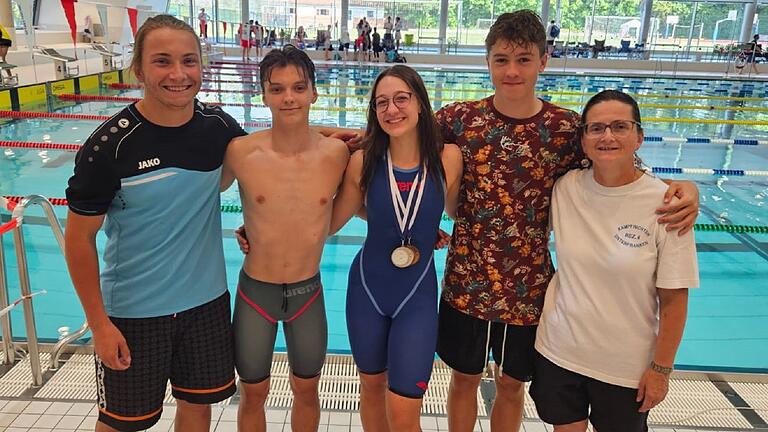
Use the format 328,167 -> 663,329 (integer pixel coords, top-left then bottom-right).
387,150 -> 426,241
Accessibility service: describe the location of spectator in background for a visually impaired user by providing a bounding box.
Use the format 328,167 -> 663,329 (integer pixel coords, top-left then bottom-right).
198,8 -> 210,39
394,17 -> 403,50
545,20 -> 559,55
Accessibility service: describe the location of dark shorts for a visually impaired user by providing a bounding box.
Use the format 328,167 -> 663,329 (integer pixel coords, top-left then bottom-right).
436,297 -> 536,382
96,292 -> 235,432
0,38 -> 11,47
529,352 -> 648,432
234,270 -> 327,383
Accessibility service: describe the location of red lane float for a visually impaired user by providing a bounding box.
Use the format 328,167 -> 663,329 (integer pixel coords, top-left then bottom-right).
0,196 -> 17,211
0,110 -> 109,121
0,140 -> 81,151
0,219 -> 19,236
58,94 -> 141,103
3,196 -> 68,207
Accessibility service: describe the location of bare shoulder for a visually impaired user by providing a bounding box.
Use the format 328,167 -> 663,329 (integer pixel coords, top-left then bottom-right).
228,130 -> 270,155
348,149 -> 364,172
318,134 -> 350,165
441,143 -> 462,165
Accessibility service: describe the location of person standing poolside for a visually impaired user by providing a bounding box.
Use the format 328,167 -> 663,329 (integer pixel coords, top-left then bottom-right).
433,11 -> 700,432
222,46 -> 349,432
197,8 -> 210,39
240,20 -> 254,61
0,21 -> 12,79
531,90 -> 698,432
383,16 -> 393,35
64,15 -> 246,432
329,65 -> 463,432
253,20 -> 263,58
394,17 -> 403,50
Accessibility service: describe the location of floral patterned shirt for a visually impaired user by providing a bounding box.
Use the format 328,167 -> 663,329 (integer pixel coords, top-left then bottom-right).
437,97 -> 585,325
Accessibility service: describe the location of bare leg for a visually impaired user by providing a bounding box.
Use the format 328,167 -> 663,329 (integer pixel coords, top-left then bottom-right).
490,366 -> 525,432
238,379 -> 270,432
289,373 -> 321,432
386,390 -> 422,432
553,420 -> 589,432
175,399 -> 211,432
359,371 -> 390,432
446,370 -> 481,432
95,421 -> 120,432
0,47 -> 11,77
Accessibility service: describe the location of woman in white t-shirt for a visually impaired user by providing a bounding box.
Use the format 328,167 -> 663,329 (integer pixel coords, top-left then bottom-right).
530,90 -> 699,432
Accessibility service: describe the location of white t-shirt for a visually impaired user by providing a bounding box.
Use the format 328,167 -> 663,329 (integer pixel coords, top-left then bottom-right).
241,23 -> 251,41
535,169 -> 699,389
394,20 -> 403,37
545,23 -> 555,41
384,21 -> 393,34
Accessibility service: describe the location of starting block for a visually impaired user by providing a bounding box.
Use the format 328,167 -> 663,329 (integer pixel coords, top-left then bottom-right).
90,43 -> 122,72
0,62 -> 18,88
35,47 -> 80,80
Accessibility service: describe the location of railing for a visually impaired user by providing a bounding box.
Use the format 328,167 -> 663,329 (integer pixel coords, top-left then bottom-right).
0,194 -> 89,386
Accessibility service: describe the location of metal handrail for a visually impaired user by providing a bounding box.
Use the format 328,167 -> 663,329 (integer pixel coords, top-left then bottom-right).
7,194 -> 70,386
49,321 -> 89,371
0,234 -> 15,365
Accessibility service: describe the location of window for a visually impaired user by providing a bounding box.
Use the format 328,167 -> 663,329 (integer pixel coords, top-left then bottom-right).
318,8 -> 329,16
289,7 -> 295,14
367,10 -> 374,18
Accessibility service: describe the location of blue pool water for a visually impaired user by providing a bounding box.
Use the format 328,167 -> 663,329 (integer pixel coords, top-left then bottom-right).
1,66 -> 767,373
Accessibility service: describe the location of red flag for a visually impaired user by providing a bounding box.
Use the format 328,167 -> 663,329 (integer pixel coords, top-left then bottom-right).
127,8 -> 138,37
222,21 -> 227,35
60,0 -> 77,46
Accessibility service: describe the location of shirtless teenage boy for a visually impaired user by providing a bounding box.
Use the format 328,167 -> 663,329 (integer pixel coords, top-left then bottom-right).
221,46 -> 349,432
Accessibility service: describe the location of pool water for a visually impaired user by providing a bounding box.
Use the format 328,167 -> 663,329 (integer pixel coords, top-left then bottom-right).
0,66 -> 766,372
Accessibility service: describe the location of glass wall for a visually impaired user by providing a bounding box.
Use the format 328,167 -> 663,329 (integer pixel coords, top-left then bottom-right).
162,0 -> 767,57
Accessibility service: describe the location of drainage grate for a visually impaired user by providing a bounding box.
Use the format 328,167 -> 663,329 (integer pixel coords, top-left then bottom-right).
730,382 -> 768,427
0,352 -> 50,398
35,353 -> 95,400
648,379 -> 754,429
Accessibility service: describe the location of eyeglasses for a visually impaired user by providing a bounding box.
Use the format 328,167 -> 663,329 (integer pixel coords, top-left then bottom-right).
582,120 -> 641,138
371,91 -> 413,113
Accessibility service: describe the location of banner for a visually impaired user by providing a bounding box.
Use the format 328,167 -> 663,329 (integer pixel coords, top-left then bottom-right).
223,21 -> 227,38
127,8 -> 138,37
59,0 -> 78,46
97,4 -> 109,45
14,0 -> 36,49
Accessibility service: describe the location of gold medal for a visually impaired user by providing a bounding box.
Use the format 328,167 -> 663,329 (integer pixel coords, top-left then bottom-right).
405,244 -> 420,265
391,245 -> 415,268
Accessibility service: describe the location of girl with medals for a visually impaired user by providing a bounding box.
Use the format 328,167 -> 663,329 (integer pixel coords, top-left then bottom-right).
330,65 -> 463,432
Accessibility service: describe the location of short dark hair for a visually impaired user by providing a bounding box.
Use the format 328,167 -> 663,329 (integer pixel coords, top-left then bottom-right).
485,10 -> 546,56
259,45 -> 316,91
581,89 -> 642,130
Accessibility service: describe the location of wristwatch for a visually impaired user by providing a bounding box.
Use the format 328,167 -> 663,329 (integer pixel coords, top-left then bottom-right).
650,361 -> 673,375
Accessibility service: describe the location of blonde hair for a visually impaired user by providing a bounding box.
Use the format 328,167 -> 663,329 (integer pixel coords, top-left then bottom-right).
130,14 -> 200,77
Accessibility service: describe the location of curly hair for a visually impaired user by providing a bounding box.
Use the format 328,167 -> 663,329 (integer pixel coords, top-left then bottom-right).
485,10 -> 546,56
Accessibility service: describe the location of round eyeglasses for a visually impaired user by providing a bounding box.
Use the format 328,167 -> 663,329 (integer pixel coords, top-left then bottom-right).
371,91 -> 413,113
582,120 -> 641,138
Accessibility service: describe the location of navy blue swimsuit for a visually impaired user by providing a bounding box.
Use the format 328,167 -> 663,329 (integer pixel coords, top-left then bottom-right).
346,156 -> 444,398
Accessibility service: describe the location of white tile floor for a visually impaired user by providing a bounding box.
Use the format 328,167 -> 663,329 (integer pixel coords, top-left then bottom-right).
0,399 -> 754,432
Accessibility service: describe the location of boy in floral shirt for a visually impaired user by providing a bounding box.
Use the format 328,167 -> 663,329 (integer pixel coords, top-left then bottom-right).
434,10 -> 699,432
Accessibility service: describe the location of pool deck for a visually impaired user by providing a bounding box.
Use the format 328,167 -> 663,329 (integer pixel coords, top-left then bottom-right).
3,43 -> 767,90
0,348 -> 765,431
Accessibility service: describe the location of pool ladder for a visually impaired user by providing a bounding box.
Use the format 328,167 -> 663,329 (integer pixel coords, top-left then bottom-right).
0,194 -> 89,386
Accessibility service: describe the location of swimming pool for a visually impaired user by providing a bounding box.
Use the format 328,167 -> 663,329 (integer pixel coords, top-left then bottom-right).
1,65 -> 767,373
